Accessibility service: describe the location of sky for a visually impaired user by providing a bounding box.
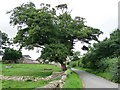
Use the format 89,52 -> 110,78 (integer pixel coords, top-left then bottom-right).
0,0 -> 119,59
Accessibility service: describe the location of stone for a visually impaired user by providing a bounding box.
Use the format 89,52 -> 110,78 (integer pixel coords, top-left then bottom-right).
61,75 -> 67,80
5,65 -> 13,68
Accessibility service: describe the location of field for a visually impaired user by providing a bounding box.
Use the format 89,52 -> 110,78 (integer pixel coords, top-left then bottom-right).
1,63 -> 61,89
2,80 -> 50,88
2,64 -> 61,77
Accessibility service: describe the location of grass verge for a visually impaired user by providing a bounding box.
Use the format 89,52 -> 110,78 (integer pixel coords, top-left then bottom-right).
63,69 -> 83,88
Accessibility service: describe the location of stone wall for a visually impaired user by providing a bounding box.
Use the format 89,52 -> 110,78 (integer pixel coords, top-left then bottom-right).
1,71 -> 68,89
0,72 -> 64,81
35,71 -> 68,89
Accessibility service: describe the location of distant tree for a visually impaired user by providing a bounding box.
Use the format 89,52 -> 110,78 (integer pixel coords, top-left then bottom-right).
8,2 -> 102,70
2,48 -> 22,63
72,51 -> 81,61
0,30 -> 12,49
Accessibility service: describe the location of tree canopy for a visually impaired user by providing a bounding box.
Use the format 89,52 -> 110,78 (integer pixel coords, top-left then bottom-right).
0,30 -> 10,48
2,48 -> 22,63
8,2 -> 102,70
82,29 -> 120,69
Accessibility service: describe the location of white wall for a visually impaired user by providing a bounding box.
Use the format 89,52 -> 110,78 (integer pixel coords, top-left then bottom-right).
0,55 -> 3,61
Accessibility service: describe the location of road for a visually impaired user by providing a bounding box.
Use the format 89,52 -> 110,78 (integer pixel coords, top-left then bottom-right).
71,68 -> 119,89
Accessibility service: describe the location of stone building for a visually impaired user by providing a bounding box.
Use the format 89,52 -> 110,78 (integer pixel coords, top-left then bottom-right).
22,55 -> 39,64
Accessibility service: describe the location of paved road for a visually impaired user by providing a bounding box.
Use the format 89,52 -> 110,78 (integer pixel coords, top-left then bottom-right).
71,68 -> 119,89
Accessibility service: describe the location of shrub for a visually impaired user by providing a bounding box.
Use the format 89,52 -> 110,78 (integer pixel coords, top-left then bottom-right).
78,59 -> 84,67
97,57 -> 110,72
69,61 -> 78,67
112,57 -> 120,83
96,57 -> 119,83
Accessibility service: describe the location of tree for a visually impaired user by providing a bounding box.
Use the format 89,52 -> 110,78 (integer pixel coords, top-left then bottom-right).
72,51 -> 81,61
8,2 -> 102,71
109,29 -> 120,56
0,30 -> 11,56
0,30 -> 13,50
2,48 -> 22,63
0,30 -> 10,48
0,30 -> 1,44
82,29 -> 120,70
40,44 -> 69,71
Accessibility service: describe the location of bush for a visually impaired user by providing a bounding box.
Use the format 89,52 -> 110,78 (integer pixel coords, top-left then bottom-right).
78,59 -> 84,67
69,61 -> 78,67
2,48 -> 22,63
112,57 -> 120,83
95,57 -> 119,83
97,57 -> 111,72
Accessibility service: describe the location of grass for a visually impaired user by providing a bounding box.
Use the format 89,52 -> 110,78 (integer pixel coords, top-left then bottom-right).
63,69 -> 83,88
2,64 -> 61,77
0,61 -> 2,90
2,80 -> 50,89
96,72 -> 112,80
0,62 -> 2,75
1,63 -> 62,89
0,62 -> 2,90
75,67 -> 98,74
75,67 -> 113,81
0,80 -> 1,90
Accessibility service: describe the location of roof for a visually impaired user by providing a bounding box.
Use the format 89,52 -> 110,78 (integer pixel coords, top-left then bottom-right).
23,55 -> 31,58
0,50 -> 3,55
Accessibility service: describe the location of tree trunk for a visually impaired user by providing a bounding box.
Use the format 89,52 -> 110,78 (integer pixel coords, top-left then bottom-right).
61,63 -> 67,71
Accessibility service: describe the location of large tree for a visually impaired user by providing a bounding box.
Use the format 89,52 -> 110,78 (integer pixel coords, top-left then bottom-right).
8,2 -> 102,70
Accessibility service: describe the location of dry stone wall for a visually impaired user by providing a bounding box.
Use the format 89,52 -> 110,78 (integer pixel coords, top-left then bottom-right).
37,71 -> 68,89
0,72 -> 64,81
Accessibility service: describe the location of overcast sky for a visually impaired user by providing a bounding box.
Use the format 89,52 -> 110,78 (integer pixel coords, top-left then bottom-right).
0,0 -> 119,59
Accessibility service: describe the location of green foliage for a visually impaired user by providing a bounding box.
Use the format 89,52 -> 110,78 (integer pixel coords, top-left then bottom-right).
0,30 -> 9,46
79,57 -> 119,83
69,61 -> 78,67
69,59 -> 83,68
8,2 -> 102,66
72,51 -> 81,61
97,57 -> 118,72
0,30 -> 11,53
94,29 -> 120,58
2,48 -> 22,63
112,57 -> 120,83
82,29 -> 120,70
40,44 -> 69,64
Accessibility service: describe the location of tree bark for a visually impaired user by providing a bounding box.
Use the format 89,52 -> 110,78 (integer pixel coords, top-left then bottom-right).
61,63 -> 67,71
